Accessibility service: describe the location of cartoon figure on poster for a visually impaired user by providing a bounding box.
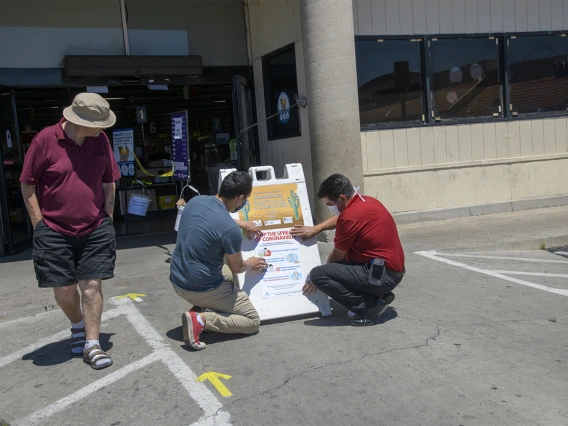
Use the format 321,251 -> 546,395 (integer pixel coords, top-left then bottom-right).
238,184 -> 304,231
291,271 -> 302,281
277,91 -> 291,124
113,128 -> 135,177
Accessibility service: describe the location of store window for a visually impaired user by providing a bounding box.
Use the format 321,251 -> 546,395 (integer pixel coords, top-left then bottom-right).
355,39 -> 425,127
263,45 -> 301,140
508,35 -> 568,116
429,37 -> 503,121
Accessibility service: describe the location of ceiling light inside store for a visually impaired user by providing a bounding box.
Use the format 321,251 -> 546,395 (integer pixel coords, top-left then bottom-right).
215,100 -> 226,103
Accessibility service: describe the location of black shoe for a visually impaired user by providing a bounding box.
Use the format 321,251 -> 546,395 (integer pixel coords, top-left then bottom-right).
350,294 -> 394,327
382,292 -> 395,305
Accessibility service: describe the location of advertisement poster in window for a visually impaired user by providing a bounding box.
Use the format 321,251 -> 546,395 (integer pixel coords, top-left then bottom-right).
113,128 -> 135,177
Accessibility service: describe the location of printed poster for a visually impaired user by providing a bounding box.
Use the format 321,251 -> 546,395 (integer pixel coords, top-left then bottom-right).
238,183 -> 304,231
171,111 -> 190,180
112,128 -> 135,177
255,230 -> 305,299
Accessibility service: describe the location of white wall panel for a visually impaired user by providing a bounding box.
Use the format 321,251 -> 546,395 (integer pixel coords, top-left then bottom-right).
426,0 -> 442,32
527,0 -> 540,30
371,1 -> 388,35
452,0 -> 467,32
479,0 -> 492,32
515,0 -> 529,31
439,0 -> 454,33
413,0 -> 429,33
490,0 -> 505,31
357,0 -> 373,34
465,1 -> 480,32
550,0 -> 564,29
503,0 -> 517,30
539,0 -> 553,30
399,0 -> 415,34
385,1 -> 402,34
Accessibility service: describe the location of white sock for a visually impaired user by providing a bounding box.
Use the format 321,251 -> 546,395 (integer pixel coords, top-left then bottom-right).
85,339 -> 112,367
71,319 -> 84,329
195,314 -> 205,327
85,339 -> 99,350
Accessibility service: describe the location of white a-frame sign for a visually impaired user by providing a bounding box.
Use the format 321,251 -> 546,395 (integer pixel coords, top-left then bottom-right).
219,164 -> 332,321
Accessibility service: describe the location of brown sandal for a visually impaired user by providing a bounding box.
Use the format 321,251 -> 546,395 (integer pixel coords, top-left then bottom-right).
83,344 -> 113,370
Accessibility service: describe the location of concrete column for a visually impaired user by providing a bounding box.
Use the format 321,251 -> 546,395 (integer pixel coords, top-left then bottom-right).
300,0 -> 364,223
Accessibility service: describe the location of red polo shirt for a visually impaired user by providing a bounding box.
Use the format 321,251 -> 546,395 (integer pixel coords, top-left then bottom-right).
334,195 -> 405,272
20,119 -> 120,237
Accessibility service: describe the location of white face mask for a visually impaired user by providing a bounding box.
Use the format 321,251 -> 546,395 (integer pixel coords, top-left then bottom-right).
328,205 -> 340,216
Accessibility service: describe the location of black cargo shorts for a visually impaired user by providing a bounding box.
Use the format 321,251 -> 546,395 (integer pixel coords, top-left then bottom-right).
32,217 -> 116,288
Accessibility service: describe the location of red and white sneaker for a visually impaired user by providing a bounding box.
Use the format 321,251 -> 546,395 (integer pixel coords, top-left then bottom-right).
182,311 -> 206,351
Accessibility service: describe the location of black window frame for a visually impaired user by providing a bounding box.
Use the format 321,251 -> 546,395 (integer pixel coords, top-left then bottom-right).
355,37 -> 428,131
262,44 -> 301,141
427,35 -> 506,124
355,30 -> 568,131
506,33 -> 568,119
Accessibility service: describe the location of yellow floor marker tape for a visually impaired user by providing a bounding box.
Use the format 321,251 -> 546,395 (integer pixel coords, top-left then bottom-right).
115,293 -> 147,302
196,372 -> 233,397
133,153 -> 174,177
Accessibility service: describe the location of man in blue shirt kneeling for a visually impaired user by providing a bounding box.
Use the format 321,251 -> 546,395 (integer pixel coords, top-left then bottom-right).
170,171 -> 267,351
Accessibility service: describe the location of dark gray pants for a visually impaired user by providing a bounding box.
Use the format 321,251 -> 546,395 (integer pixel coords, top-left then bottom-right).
310,262 -> 404,317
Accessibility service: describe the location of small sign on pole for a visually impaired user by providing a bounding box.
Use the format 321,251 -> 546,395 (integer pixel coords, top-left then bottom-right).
136,106 -> 147,123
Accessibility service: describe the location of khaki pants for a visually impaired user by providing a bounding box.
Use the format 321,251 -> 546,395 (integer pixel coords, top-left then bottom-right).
172,265 -> 260,334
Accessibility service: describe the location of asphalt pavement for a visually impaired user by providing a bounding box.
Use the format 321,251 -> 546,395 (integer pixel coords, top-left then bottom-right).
1,206 -> 567,426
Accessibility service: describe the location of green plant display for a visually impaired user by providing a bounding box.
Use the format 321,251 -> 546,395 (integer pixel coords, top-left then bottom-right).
242,200 -> 251,221
287,190 -> 300,220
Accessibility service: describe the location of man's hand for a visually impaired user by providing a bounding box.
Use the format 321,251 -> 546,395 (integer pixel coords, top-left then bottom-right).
238,220 -> 263,240
290,225 -> 317,241
302,278 -> 318,295
245,256 -> 268,272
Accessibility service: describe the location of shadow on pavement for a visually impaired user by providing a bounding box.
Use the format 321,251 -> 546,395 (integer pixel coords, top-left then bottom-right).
166,325 -> 254,349
303,307 -> 398,327
21,333 -> 114,367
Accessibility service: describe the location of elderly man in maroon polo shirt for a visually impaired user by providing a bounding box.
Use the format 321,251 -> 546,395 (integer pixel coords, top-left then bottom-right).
20,93 -> 120,370
303,174 -> 405,327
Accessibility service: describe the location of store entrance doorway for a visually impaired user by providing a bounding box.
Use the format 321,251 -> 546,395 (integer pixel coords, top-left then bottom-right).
0,89 -> 33,256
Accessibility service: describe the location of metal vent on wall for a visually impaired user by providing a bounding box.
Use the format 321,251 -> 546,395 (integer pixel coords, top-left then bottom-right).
63,55 -> 203,78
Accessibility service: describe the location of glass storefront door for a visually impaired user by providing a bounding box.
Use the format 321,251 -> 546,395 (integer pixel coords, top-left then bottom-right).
0,89 -> 32,255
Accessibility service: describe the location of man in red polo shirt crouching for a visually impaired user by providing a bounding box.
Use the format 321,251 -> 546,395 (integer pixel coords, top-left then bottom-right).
20,93 -> 120,369
303,174 -> 405,326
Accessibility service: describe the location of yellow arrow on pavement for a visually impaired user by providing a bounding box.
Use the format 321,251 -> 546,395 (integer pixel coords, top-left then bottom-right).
196,371 -> 233,397
115,293 -> 147,302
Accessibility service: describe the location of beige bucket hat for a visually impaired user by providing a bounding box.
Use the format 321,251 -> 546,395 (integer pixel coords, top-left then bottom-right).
63,93 -> 116,128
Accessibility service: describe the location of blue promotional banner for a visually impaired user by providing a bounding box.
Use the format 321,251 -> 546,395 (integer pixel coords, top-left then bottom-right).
112,128 -> 135,177
171,111 -> 190,181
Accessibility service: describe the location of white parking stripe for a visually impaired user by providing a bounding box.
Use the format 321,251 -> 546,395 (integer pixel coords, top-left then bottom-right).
553,251 -> 568,256
5,297 -> 231,426
14,352 -> 162,426
440,253 -> 568,264
111,298 -> 229,425
492,271 -> 568,278
416,251 -> 568,297
0,309 -> 122,369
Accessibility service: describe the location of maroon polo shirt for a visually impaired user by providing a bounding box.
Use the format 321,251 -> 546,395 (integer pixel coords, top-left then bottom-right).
334,195 -> 405,272
20,118 -> 121,237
